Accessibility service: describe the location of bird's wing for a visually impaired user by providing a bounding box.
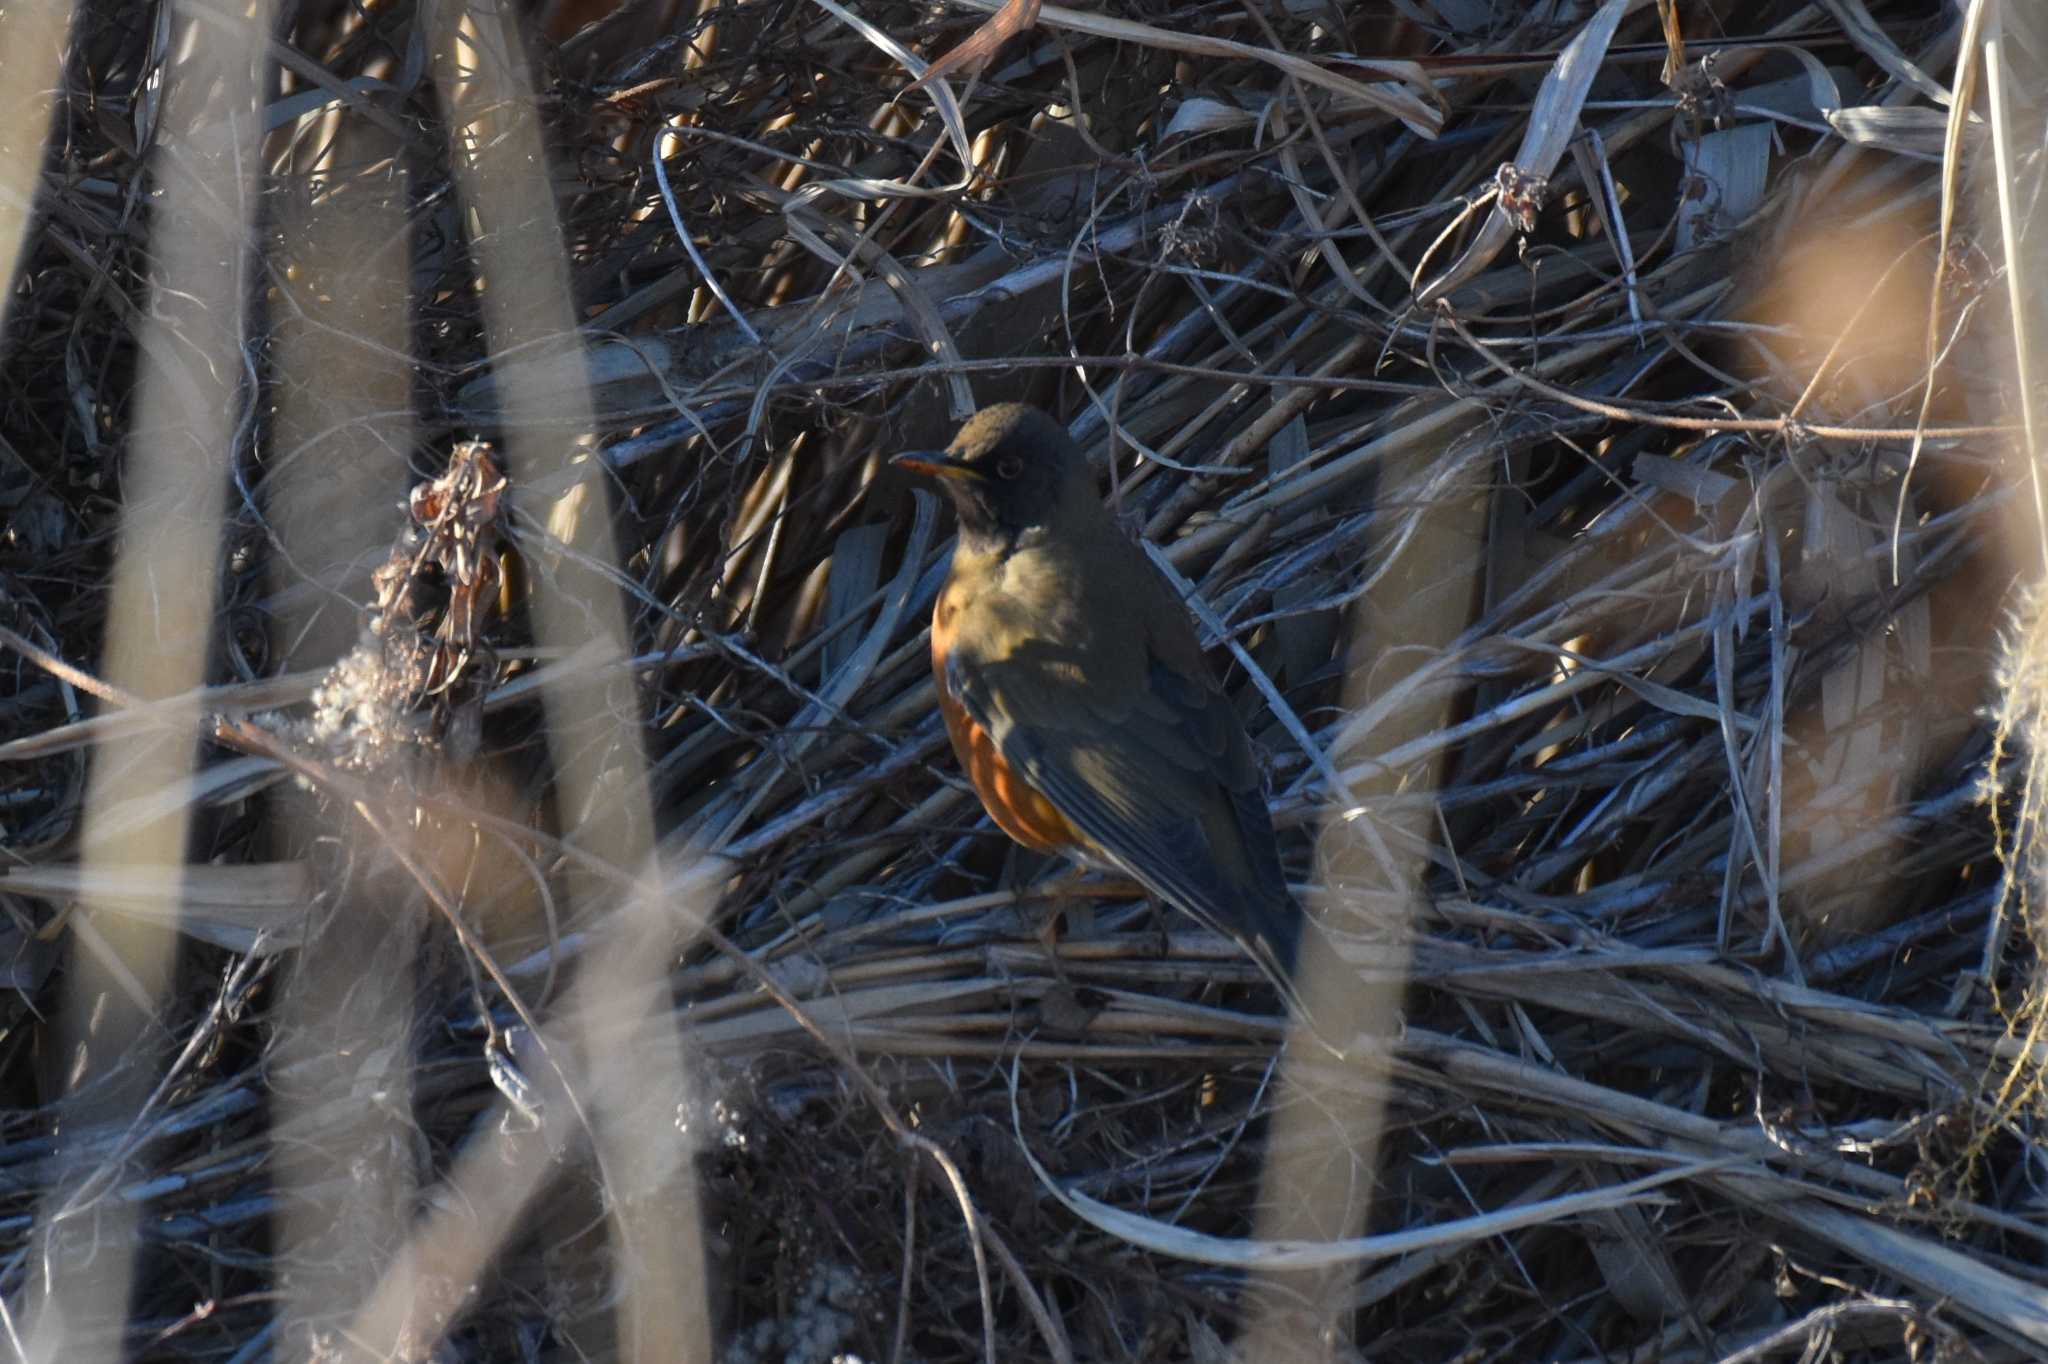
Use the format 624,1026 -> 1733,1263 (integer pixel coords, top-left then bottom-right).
945,624 -> 1302,986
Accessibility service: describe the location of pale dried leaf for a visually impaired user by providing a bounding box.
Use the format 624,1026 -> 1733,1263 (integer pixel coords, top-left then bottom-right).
903,0 -> 1041,94
2,862 -> 312,954
1828,105 -> 1954,159
1163,96 -> 1262,140
1418,0 -> 1636,302
1678,122 -> 1772,250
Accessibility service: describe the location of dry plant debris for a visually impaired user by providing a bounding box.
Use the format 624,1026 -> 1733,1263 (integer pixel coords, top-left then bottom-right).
0,0 -> 2043,1360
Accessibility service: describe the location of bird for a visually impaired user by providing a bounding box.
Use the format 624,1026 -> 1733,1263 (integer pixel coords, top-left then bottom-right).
892,403 -> 1314,1019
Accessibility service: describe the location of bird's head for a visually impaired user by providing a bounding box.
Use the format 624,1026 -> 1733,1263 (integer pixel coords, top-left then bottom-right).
891,404 -> 1094,546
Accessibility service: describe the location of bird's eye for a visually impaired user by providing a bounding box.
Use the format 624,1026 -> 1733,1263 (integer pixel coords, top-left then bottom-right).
995,455 -> 1024,480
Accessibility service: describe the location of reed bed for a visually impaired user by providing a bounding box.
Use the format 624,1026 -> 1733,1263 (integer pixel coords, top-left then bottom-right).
0,0 -> 2042,1359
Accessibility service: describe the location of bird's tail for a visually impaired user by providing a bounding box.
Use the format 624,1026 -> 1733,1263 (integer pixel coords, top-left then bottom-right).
1241,893 -> 1308,1012
1243,895 -> 1349,1053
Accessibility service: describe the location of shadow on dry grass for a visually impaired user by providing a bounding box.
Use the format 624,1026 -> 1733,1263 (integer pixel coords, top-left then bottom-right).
0,0 -> 2044,1360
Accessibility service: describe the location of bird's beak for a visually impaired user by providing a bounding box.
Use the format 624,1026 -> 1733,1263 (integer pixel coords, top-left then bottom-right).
890,450 -> 980,482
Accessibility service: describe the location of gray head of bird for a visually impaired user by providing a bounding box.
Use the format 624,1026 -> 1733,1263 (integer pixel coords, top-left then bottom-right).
891,404 -> 1097,546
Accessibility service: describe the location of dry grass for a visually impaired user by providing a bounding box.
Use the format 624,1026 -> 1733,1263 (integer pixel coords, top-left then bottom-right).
0,0 -> 2043,1360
